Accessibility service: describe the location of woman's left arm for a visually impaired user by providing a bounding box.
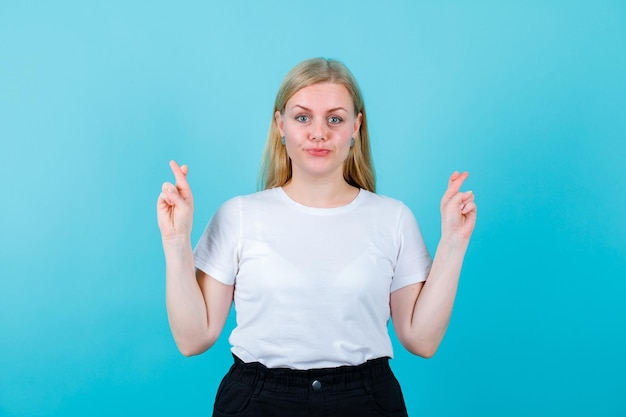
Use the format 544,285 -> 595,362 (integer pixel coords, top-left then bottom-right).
390,171 -> 477,358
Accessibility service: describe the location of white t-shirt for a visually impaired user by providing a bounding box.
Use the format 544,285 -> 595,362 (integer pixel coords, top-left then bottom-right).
193,187 -> 432,370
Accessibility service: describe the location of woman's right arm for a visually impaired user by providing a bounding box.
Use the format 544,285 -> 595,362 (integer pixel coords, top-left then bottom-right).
157,160 -> 233,356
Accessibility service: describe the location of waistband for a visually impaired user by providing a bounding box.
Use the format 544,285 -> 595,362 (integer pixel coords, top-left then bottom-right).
229,355 -> 393,394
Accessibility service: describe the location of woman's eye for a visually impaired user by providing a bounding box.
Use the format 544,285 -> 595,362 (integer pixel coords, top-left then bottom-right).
328,116 -> 342,124
296,115 -> 310,123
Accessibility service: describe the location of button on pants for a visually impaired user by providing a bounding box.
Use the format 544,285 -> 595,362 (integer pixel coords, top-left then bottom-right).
212,355 -> 409,417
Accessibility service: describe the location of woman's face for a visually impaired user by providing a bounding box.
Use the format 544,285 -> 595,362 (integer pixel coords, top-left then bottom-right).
276,82 -> 362,183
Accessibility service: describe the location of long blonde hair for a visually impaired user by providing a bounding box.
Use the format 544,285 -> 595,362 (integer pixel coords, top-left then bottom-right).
259,58 -> 376,192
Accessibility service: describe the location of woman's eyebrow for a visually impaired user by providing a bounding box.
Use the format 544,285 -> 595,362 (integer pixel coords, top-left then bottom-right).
292,104 -> 348,113
327,107 -> 349,113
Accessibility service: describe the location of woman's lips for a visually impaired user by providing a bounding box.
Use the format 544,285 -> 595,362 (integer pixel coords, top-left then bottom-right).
305,148 -> 331,157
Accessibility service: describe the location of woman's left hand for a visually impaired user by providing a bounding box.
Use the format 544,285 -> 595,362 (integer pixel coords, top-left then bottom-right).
440,171 -> 477,242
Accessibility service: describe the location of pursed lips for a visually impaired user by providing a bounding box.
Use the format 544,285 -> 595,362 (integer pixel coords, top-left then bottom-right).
305,148 -> 331,156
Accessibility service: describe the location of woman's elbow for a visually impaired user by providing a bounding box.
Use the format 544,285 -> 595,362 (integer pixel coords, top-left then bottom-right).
176,335 -> 217,357
178,345 -> 206,357
399,336 -> 440,359
411,346 -> 438,359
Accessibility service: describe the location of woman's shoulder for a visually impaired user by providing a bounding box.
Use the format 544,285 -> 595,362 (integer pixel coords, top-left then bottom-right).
218,188 -> 281,210
359,189 -> 411,212
238,187 -> 281,203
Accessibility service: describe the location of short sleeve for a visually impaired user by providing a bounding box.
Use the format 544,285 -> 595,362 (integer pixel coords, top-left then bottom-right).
193,197 -> 241,285
391,204 -> 433,292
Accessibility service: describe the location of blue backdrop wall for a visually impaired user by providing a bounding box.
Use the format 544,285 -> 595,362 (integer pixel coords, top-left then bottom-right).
1,1 -> 625,416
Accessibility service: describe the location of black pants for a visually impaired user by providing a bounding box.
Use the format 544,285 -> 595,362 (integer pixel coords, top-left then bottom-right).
212,355 -> 409,417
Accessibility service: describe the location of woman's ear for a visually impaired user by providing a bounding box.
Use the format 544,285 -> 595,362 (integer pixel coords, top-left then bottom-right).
275,110 -> 285,136
353,112 -> 363,138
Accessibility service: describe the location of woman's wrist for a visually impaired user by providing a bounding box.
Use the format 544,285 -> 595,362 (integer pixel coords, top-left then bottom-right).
437,232 -> 470,254
162,234 -> 193,253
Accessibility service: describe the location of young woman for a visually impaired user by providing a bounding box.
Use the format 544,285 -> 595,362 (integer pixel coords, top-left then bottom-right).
157,58 -> 476,417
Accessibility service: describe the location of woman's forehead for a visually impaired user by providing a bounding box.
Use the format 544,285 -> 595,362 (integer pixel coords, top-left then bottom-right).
286,83 -> 353,110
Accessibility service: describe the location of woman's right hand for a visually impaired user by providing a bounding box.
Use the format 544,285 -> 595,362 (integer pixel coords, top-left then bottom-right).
157,160 -> 194,241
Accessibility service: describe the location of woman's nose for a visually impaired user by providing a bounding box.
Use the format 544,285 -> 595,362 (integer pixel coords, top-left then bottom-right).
309,120 -> 327,141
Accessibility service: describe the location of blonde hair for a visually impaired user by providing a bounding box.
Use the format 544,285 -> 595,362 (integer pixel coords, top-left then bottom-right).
259,58 -> 376,192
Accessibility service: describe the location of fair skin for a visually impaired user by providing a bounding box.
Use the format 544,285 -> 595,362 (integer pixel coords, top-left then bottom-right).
275,82 -> 363,207
390,170 -> 475,357
157,161 -> 233,356
157,82 -> 476,357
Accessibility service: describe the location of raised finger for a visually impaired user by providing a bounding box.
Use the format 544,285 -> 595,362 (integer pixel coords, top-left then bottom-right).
447,171 -> 461,187
448,171 -> 469,191
443,171 -> 469,201
169,160 -> 187,184
169,160 -> 192,197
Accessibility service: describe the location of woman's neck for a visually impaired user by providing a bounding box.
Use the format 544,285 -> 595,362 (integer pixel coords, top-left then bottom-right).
282,177 -> 359,208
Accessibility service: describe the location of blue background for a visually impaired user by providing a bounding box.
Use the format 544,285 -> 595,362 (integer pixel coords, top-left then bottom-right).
1,1 -> 625,416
